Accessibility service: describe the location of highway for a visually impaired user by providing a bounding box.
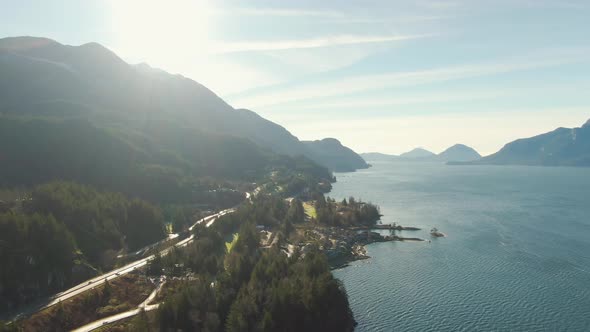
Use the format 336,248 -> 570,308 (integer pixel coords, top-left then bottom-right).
8,207 -> 234,322
71,280 -> 166,332
70,304 -> 160,332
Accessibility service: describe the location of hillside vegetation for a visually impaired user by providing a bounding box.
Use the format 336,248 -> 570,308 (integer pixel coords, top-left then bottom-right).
0,36 -> 366,173
475,120 -> 590,166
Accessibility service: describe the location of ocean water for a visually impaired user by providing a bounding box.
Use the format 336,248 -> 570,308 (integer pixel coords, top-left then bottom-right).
331,161 -> 590,332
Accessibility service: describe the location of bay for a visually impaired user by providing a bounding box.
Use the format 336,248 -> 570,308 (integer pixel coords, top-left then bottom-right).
331,161 -> 590,332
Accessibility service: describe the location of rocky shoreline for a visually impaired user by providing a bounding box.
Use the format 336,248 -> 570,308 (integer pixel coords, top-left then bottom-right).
333,232 -> 426,269
298,225 -> 424,269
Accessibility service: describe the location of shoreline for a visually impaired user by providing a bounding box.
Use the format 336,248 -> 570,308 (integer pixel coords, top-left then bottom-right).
329,235 -> 426,270
308,225 -> 425,269
350,225 -> 422,231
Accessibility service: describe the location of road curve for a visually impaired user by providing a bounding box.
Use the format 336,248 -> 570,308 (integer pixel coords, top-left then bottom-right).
70,304 -> 160,332
8,208 -> 234,322
71,280 -> 166,332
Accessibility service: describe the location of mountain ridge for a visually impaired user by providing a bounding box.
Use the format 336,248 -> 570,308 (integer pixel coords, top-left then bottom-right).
0,36 -> 366,172
399,147 -> 436,159
361,144 -> 481,162
470,120 -> 590,167
303,138 -> 369,172
438,144 -> 482,162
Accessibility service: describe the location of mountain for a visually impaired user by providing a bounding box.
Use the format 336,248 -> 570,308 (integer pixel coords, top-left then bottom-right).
399,148 -> 436,160
302,138 -> 369,172
360,152 -> 399,161
474,120 -> 590,166
0,36 -> 364,172
362,144 -> 480,163
437,144 -> 481,162
0,36 -> 347,203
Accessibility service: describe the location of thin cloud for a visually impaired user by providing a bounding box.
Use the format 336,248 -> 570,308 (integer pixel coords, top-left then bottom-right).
256,90 -> 510,111
220,7 -> 448,24
230,50 -> 589,108
226,7 -> 347,17
212,34 -> 432,54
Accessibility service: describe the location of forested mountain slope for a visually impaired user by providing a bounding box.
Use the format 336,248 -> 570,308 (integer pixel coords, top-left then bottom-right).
0,36 -> 365,172
476,120 -> 590,166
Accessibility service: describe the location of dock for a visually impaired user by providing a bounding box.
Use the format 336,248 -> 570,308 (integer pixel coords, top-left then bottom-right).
352,224 -> 421,231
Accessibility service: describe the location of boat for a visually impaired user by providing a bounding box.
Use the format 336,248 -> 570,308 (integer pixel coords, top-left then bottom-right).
430,227 -> 445,237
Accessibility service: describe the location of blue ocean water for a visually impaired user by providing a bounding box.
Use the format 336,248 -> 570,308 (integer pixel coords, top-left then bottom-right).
331,161 -> 590,332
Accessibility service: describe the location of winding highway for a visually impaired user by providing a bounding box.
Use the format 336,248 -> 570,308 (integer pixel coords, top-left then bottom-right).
67,205 -> 240,331
71,280 -> 166,332
7,208 -> 234,322
71,304 -> 160,332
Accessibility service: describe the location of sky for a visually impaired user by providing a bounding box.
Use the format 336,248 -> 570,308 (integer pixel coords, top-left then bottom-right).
2,0 -> 590,155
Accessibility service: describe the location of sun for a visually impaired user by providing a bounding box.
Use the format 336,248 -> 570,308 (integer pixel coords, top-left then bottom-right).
107,0 -> 213,64
104,0 -> 278,96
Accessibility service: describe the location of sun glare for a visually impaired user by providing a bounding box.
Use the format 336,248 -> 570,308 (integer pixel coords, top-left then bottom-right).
106,0 -> 273,95
108,0 -> 212,66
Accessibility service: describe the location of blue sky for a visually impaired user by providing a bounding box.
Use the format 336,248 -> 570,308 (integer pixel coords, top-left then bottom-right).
2,0 -> 590,154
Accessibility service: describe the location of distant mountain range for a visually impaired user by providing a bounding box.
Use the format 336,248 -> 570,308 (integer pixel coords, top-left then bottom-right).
438,144 -> 482,162
365,120 -> 590,168
359,152 -> 399,162
399,147 -> 436,159
302,138 -> 368,172
361,144 -> 482,163
0,36 -> 366,173
466,120 -> 590,167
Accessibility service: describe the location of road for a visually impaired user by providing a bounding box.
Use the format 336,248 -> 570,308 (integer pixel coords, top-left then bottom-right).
7,208 -> 234,322
68,206 -> 239,331
70,304 -> 160,332
71,280 -> 166,332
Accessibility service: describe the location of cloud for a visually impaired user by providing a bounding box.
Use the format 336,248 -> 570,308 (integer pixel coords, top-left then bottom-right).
219,7 -> 448,24
255,90 -> 509,112
212,34 -> 431,54
224,7 -> 346,18
229,49 -> 589,108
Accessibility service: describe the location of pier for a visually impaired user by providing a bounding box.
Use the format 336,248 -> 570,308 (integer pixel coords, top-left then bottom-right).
352,223 -> 421,231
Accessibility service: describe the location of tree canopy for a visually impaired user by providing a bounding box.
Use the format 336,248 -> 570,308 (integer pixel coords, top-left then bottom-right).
0,213 -> 76,311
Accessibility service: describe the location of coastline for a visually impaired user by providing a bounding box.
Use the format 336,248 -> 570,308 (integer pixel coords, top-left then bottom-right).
302,225 -> 424,270
323,168 -> 425,268
329,234 -> 426,270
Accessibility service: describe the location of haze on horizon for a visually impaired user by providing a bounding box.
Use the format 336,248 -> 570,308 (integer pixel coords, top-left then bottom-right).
2,0 -> 590,155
